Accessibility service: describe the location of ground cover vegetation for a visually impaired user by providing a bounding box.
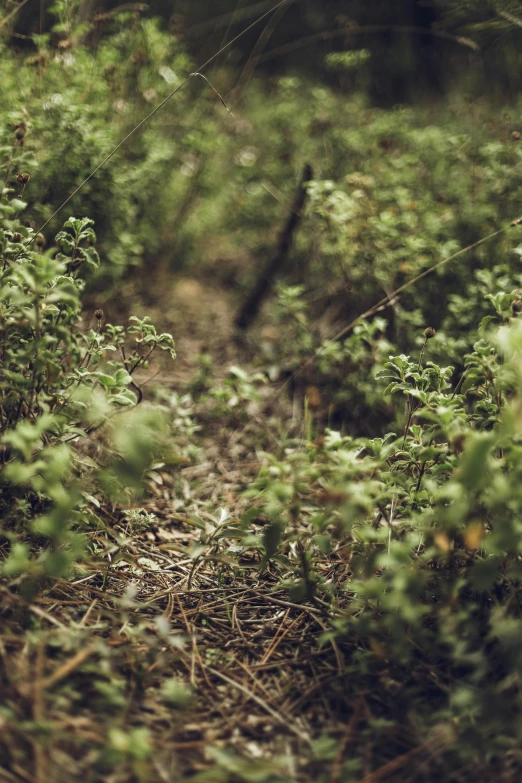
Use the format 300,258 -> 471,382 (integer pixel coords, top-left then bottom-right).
3,1 -> 522,781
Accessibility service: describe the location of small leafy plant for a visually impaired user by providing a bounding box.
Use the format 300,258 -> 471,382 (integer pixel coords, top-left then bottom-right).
241,291 -> 522,769
0,194 -> 175,588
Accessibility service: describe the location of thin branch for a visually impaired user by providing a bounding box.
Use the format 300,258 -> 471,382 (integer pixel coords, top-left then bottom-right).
0,0 -> 31,32
497,8 -> 522,30
206,664 -> 312,743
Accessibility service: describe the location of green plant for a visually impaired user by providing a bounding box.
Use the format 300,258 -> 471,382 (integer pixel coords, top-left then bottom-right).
240,292 -> 522,771
4,5 -> 522,780
122,508 -> 158,534
206,366 -> 266,423
0,196 -> 175,590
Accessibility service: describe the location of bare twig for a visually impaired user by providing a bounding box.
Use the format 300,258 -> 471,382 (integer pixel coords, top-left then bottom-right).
206,664 -> 312,743
0,0 -> 31,32
497,8 -> 522,30
33,642 -> 46,783
329,696 -> 364,783
235,163 -> 313,330
41,645 -> 98,690
28,604 -> 67,630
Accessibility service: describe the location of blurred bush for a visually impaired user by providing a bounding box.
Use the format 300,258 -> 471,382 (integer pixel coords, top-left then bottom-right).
243,299 -> 522,772
0,188 -> 175,593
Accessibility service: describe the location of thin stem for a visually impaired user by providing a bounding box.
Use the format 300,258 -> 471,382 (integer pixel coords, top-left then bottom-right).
418,336 -> 428,372
415,462 -> 427,494
402,335 -> 430,444
27,296 -> 41,418
3,142 -> 17,190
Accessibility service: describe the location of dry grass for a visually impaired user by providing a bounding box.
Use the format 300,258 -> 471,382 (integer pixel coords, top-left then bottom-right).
0,477 -> 349,781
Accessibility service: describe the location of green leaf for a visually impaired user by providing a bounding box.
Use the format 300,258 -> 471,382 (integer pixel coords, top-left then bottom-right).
262,521 -> 283,560
457,433 -> 496,490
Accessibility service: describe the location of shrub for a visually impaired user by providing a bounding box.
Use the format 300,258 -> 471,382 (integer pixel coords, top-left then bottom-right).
0,194 -> 175,592
241,291 -> 522,768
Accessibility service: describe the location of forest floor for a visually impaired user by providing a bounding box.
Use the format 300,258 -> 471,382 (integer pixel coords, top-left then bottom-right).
1,274 -> 361,783
2,268 -> 485,783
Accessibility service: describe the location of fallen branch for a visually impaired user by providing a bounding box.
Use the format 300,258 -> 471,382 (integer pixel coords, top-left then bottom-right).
235,162 -> 313,331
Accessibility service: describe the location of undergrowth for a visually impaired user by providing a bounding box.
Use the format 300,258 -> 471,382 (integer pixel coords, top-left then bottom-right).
3,4 -> 522,782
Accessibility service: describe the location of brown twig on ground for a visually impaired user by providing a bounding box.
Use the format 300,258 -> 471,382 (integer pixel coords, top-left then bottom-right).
41,644 -> 98,690
32,642 -> 46,783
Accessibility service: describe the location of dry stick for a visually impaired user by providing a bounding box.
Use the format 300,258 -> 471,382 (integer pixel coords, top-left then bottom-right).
11,765 -> 38,783
33,641 -> 46,783
206,664 -> 311,743
358,739 -> 441,783
250,589 -> 323,617
233,656 -> 283,709
403,349 -> 425,446
175,593 -> 214,692
312,610 -> 344,677
260,606 -> 290,664
260,610 -> 303,666
234,162 -> 313,330
28,603 -> 67,630
0,766 -> 26,783
41,644 -> 98,690
27,0 -> 291,243
276,228 -> 505,398
0,0 -> 31,32
79,598 -> 97,626
497,8 -> 522,29
402,330 -> 433,444
251,589 -> 344,674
